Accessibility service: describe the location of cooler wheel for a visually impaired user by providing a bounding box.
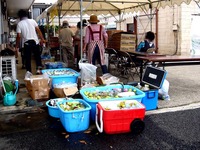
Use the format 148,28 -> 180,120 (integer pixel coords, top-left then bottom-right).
130,119 -> 145,134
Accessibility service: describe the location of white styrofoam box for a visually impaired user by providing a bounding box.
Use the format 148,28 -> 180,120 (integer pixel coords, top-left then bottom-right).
0,56 -> 17,80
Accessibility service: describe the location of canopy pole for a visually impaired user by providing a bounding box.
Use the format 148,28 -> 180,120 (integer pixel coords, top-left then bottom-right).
57,2 -> 62,61
80,0 -> 83,86
47,12 -> 50,45
149,3 -> 152,31
118,10 -> 122,30
80,0 -> 83,63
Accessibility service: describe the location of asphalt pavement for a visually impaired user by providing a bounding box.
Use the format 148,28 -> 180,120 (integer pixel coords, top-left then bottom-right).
0,107 -> 200,150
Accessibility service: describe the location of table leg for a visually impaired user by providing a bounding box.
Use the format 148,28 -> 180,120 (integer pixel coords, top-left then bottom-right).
139,61 -> 144,81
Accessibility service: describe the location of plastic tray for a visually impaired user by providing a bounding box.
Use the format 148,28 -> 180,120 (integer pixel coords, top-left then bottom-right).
42,68 -> 80,87
57,99 -> 91,132
46,98 -> 66,118
45,62 -> 63,69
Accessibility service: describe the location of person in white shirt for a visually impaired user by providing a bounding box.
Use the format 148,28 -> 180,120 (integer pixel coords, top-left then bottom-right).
15,9 -> 45,73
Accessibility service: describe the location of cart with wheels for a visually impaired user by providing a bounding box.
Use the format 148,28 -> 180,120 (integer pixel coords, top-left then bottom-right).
95,100 -> 145,135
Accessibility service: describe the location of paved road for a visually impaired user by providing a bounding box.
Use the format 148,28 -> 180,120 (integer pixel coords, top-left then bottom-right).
1,106 -> 200,150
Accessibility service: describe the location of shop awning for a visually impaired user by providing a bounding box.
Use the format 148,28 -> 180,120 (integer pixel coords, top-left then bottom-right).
57,0 -> 197,16
7,0 -> 35,18
36,0 -> 200,23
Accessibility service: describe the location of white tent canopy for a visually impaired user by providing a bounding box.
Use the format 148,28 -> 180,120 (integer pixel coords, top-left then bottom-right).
57,0 -> 196,16
36,0 -> 200,22
36,2 -> 58,22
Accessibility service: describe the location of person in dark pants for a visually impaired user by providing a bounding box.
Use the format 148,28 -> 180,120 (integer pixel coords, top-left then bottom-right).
24,40 -> 42,72
19,47 -> 25,69
74,21 -> 87,70
15,9 -> 45,73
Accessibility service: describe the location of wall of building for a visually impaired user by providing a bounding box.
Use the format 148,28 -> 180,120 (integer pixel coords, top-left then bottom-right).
0,1 -> 9,49
158,6 -> 178,55
117,1 -> 200,55
179,1 -> 199,55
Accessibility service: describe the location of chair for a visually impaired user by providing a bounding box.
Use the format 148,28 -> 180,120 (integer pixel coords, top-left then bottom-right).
117,51 -> 140,83
105,48 -> 120,75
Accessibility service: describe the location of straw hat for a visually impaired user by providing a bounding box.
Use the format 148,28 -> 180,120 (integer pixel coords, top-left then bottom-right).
88,15 -> 99,23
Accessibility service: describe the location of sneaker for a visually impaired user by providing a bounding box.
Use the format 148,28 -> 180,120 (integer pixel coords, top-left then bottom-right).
162,95 -> 170,101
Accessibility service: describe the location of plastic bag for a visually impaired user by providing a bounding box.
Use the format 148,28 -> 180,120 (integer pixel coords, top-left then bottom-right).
24,71 -> 33,80
79,62 -> 97,84
158,79 -> 170,100
24,71 -> 50,84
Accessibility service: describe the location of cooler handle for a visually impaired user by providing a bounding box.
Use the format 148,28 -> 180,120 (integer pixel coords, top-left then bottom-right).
147,91 -> 156,99
95,104 -> 103,133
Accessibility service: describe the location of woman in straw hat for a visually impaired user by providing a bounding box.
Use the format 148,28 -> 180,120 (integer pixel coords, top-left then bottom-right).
83,15 -> 108,74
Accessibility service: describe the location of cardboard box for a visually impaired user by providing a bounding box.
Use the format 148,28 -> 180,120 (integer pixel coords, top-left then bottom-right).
53,86 -> 78,98
53,88 -> 65,98
109,32 -> 136,51
24,75 -> 51,100
97,74 -> 120,85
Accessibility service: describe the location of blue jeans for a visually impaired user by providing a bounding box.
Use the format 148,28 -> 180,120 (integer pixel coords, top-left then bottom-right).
92,45 -> 108,74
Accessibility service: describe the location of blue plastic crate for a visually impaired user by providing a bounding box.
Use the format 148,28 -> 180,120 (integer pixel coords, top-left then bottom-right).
79,84 -> 145,121
41,54 -> 51,60
45,62 -> 63,69
57,99 -> 91,133
42,68 -> 80,87
46,98 -> 66,118
141,66 -> 167,111
142,89 -> 158,111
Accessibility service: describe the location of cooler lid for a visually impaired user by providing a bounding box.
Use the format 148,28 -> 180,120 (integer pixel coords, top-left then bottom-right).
142,66 -> 167,89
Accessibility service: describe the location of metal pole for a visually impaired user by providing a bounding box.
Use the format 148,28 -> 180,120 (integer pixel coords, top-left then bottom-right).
80,0 -> 83,86
80,0 -> 83,62
57,3 -> 62,61
149,3 -> 152,31
47,12 -> 50,45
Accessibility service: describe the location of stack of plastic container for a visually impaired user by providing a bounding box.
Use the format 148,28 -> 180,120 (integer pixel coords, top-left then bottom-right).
42,68 -> 80,88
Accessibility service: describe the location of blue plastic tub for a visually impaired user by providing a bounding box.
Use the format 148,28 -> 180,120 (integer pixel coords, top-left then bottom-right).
45,62 -> 63,69
46,98 -> 66,118
79,84 -> 145,121
142,89 -> 158,111
42,68 -> 80,87
57,99 -> 91,133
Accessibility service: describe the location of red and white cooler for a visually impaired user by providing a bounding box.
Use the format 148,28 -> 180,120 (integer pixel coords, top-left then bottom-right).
95,100 -> 145,134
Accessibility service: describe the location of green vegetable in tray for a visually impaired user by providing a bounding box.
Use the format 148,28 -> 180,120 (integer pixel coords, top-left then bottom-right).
45,69 -> 77,76
59,101 -> 86,111
117,101 -> 138,109
83,88 -> 137,100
